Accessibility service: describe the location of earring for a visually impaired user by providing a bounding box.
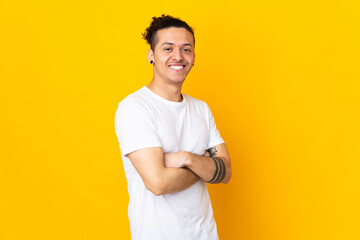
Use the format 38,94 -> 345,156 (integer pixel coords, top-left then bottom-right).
150,60 -> 153,64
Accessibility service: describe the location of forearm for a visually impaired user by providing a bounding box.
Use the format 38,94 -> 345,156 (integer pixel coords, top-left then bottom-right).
159,167 -> 200,195
185,153 -> 231,184
163,144 -> 232,185
127,147 -> 200,196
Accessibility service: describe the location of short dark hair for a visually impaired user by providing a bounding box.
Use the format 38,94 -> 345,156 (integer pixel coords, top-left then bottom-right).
142,14 -> 195,51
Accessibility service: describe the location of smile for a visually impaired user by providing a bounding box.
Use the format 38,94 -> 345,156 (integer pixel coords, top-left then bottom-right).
169,65 -> 186,71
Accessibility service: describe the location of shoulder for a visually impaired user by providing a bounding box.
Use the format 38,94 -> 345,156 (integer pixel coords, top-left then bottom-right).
117,88 -> 152,113
184,94 -> 207,106
115,88 -> 158,128
184,94 -> 211,112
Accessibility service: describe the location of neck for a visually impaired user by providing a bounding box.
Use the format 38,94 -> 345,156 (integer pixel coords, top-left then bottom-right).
147,79 -> 183,102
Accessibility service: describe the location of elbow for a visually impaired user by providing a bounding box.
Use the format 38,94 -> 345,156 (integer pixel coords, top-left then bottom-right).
223,168 -> 232,184
144,178 -> 166,196
150,189 -> 164,196
151,187 -> 164,196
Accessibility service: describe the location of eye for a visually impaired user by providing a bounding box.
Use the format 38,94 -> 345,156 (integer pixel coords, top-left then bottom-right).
164,48 -> 172,52
183,48 -> 191,52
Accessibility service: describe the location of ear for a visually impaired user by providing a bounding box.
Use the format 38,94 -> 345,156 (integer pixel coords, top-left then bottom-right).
147,49 -> 154,64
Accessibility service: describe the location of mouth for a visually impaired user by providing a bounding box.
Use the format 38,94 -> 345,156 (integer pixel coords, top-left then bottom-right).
168,64 -> 187,72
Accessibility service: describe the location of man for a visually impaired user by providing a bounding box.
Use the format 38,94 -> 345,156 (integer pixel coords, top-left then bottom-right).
115,14 -> 231,240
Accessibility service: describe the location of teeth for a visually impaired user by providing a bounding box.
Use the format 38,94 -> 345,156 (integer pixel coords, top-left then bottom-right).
170,65 -> 184,70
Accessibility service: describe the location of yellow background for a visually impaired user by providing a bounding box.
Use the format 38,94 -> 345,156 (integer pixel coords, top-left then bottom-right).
1,0 -> 359,239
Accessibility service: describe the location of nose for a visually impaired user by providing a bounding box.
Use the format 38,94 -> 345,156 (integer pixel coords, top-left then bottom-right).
172,49 -> 184,61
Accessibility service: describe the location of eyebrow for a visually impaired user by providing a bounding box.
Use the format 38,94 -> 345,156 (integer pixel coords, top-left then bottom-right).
160,42 -> 193,47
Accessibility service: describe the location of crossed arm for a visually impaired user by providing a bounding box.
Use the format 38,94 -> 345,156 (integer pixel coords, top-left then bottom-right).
126,143 -> 231,196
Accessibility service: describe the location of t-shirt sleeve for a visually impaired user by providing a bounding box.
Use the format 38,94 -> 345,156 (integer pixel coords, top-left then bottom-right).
115,97 -> 162,156
205,102 -> 225,149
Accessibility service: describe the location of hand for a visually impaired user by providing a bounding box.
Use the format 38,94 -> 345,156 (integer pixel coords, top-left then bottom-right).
164,151 -> 190,168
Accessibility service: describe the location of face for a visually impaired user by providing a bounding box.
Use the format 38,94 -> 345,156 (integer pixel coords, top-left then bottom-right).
148,27 -> 195,85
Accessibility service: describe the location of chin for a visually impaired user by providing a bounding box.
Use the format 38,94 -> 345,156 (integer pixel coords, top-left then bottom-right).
170,74 -> 188,83
169,78 -> 186,84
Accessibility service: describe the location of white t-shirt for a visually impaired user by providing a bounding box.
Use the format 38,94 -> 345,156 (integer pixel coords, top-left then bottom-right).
115,86 -> 225,240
